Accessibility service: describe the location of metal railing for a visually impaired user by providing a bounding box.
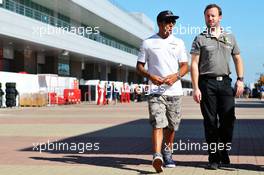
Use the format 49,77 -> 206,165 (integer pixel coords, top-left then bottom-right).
1,0 -> 139,55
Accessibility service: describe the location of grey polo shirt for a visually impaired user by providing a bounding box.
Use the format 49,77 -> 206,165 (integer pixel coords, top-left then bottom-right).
190,31 -> 240,76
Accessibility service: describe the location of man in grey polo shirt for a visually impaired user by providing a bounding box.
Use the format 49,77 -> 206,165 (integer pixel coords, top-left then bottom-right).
190,4 -> 244,169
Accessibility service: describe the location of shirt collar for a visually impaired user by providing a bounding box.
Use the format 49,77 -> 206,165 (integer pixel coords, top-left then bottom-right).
202,31 -> 231,45
202,28 -> 227,38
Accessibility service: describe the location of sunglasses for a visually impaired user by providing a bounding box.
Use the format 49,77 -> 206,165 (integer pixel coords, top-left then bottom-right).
163,18 -> 176,24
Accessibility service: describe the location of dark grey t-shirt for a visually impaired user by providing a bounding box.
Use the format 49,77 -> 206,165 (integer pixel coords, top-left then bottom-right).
190,32 -> 240,76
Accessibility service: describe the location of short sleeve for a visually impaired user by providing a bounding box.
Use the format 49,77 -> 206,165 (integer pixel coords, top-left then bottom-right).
179,40 -> 188,63
231,35 -> 240,55
190,36 -> 201,55
137,41 -> 148,63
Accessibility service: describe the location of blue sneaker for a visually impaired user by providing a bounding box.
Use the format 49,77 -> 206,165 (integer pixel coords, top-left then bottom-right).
163,152 -> 176,168
152,153 -> 164,173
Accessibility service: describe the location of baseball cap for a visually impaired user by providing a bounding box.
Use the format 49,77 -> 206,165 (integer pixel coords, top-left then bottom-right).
157,10 -> 179,23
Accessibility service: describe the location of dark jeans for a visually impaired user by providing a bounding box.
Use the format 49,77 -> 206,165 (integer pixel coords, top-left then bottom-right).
199,76 -> 236,163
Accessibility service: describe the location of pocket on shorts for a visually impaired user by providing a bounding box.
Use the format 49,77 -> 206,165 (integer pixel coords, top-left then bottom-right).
148,97 -> 167,128
166,96 -> 182,118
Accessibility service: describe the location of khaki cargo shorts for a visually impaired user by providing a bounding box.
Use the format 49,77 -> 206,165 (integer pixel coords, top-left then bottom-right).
148,94 -> 182,131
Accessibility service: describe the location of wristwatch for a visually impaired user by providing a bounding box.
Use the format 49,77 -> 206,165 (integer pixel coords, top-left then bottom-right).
237,77 -> 244,82
177,72 -> 182,80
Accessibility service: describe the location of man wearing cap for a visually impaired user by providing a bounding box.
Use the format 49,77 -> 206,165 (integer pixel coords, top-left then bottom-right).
137,10 -> 188,173
190,4 -> 244,169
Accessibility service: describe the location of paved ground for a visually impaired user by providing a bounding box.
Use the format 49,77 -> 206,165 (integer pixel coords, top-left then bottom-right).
0,97 -> 263,175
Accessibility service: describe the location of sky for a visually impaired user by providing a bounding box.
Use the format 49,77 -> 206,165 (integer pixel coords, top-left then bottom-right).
112,0 -> 264,85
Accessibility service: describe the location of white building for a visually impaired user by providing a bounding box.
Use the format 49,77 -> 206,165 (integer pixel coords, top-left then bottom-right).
0,0 -> 154,83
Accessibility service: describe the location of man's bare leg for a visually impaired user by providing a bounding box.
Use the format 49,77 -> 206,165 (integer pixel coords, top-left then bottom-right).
164,127 -> 175,151
152,128 -> 163,153
163,127 -> 176,168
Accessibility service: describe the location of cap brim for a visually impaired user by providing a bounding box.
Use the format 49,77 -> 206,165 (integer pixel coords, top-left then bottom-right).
170,16 -> 179,20
158,15 -> 179,22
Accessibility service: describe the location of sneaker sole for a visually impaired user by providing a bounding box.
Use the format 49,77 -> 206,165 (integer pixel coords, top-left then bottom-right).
207,163 -> 219,170
152,158 -> 163,173
165,164 -> 176,168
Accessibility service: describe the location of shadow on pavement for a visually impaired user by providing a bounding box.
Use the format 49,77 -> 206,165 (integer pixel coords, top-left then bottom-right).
21,118 -> 264,172
30,156 -> 156,174
30,155 -> 264,173
236,100 -> 264,108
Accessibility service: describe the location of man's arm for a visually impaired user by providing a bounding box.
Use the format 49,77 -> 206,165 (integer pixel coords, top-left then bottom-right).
136,61 -> 164,86
232,54 -> 244,97
191,54 -> 201,103
163,62 -> 189,86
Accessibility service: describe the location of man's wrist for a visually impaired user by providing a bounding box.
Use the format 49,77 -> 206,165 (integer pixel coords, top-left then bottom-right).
237,77 -> 244,82
176,72 -> 181,80
193,88 -> 199,91
146,73 -> 151,79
